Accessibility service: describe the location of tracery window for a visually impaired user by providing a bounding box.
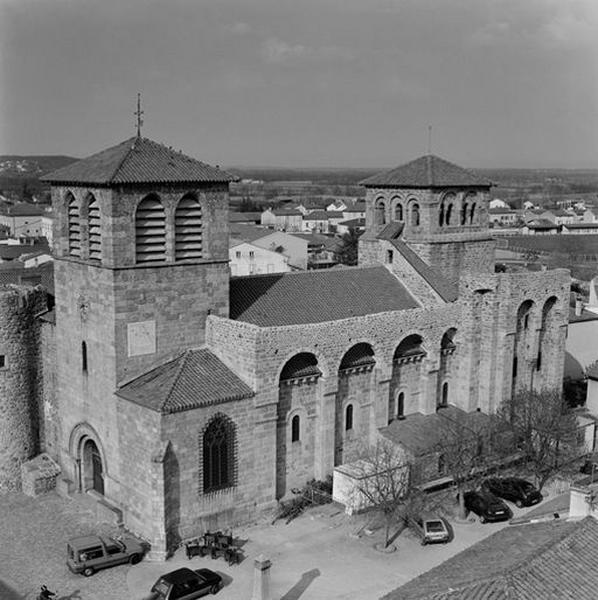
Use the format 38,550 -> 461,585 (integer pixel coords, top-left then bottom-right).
203,415 -> 236,493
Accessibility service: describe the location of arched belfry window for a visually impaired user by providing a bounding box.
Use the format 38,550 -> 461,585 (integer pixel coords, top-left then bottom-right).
175,194 -> 203,260
135,195 -> 166,263
87,195 -> 101,261
202,414 -> 236,493
461,202 -> 468,225
410,203 -> 420,226
394,202 -> 404,222
470,203 -> 476,224
67,193 -> 80,257
375,199 -> 386,226
445,203 -> 453,226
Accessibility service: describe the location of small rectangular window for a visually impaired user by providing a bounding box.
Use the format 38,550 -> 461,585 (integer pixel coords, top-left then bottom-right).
235,251 -> 241,259
0,355 -> 5,368
386,250 -> 393,264
249,251 -> 255,259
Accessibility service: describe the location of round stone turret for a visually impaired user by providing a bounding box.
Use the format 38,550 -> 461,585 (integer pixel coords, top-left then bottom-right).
0,285 -> 47,493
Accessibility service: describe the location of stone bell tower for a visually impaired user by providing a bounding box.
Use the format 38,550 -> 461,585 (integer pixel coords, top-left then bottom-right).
42,135 -> 235,497
359,154 -> 494,283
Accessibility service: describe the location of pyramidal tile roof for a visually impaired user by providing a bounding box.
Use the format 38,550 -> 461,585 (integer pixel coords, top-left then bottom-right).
42,136 -> 236,185
360,155 -> 492,188
116,349 -> 254,414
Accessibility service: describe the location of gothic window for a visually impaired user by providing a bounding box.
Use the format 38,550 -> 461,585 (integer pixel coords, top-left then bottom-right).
375,199 -> 386,226
67,193 -> 80,257
203,415 -> 236,493
81,341 -> 88,373
291,415 -> 300,442
136,195 -> 166,263
175,194 -> 203,261
410,203 -> 420,226
87,195 -> 102,261
397,392 -> 405,419
345,404 -> 353,431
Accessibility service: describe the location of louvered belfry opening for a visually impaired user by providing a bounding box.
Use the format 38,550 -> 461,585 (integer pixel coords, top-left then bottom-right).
175,194 -> 202,261
135,195 -> 166,263
87,195 -> 102,261
67,194 -> 81,257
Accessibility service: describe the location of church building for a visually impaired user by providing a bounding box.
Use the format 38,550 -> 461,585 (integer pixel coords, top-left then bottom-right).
29,136 -> 569,558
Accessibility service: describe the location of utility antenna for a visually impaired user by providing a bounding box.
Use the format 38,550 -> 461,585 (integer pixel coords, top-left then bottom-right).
427,125 -> 432,155
134,93 -> 144,137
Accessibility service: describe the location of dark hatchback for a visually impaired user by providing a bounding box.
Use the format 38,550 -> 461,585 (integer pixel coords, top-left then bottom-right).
463,490 -> 512,523
146,568 -> 222,599
483,477 -> 543,508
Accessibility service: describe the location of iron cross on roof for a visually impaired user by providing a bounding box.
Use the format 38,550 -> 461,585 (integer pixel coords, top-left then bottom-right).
134,93 -> 144,137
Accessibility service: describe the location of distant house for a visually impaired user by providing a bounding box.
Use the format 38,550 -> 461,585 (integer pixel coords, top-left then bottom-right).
546,208 -> 577,226
229,240 -> 291,276
562,222 -> 598,235
522,200 -> 536,210
260,207 -> 303,231
489,198 -> 509,209
584,208 -> 598,223
521,219 -> 560,235
252,230 -> 311,270
342,204 -> 367,220
229,212 -> 262,225
381,517 -> 598,600
288,232 -> 338,269
0,202 -> 45,237
326,200 -> 347,212
488,208 -> 522,226
302,210 -> 330,233
41,211 -> 53,247
337,218 -> 366,235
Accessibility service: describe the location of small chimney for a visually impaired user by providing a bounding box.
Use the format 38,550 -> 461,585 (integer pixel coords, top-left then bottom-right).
575,296 -> 583,316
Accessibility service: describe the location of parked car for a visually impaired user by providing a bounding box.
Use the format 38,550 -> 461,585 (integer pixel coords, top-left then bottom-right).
415,514 -> 451,545
67,534 -> 145,577
146,568 -> 223,599
463,490 -> 512,523
482,477 -> 543,508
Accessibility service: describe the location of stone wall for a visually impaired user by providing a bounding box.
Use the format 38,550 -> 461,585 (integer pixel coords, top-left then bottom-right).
0,285 -> 47,493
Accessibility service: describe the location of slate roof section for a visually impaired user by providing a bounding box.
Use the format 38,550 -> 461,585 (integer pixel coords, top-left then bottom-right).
229,266 -> 420,327
116,348 -> 254,414
390,239 -> 458,302
360,155 -> 492,189
381,517 -> 598,600
42,137 -> 235,185
379,405 -> 494,456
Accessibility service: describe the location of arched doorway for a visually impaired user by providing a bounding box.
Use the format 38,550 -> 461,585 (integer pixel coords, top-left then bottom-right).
82,438 -> 104,495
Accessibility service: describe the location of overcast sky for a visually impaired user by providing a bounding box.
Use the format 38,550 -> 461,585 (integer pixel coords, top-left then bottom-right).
1,0 -> 597,168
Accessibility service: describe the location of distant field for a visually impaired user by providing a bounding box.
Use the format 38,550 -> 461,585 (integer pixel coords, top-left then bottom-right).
506,235 -> 598,258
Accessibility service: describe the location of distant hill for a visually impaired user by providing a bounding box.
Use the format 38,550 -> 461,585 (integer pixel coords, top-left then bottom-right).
0,155 -> 79,175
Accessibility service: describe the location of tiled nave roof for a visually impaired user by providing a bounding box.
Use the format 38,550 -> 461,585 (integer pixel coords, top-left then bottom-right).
230,266 -> 420,327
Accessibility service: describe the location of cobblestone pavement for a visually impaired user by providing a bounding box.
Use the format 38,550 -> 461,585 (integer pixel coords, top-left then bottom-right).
1,490 -> 555,600
0,492 -> 129,600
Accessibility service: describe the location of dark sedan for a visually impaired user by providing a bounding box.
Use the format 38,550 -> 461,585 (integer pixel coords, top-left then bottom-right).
146,568 -> 222,599
483,477 -> 543,508
463,490 -> 512,523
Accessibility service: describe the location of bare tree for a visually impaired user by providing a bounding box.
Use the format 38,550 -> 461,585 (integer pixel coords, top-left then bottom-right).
434,410 -> 500,519
351,438 -> 417,548
497,388 -> 581,491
